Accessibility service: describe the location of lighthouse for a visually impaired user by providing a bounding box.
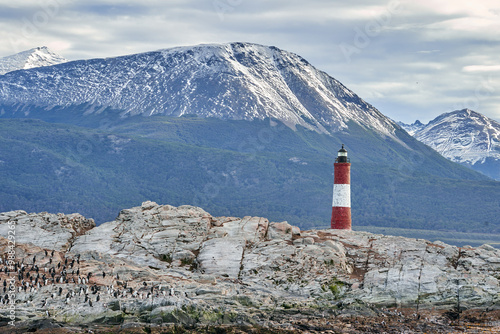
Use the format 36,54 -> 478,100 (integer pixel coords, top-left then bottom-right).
331,144 -> 351,229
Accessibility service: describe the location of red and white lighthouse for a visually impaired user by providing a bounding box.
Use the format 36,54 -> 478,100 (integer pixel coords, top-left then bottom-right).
331,144 -> 351,230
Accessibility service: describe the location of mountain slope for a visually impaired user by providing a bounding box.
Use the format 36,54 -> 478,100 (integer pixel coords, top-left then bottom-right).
1,117 -> 498,234
402,109 -> 500,180
0,43 -> 398,137
0,46 -> 67,75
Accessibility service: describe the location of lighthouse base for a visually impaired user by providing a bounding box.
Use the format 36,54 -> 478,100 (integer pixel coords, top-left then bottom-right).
331,207 -> 351,230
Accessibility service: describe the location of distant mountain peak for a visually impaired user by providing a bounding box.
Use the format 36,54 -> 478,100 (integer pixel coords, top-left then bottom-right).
397,119 -> 425,135
0,46 -> 67,75
405,109 -> 500,180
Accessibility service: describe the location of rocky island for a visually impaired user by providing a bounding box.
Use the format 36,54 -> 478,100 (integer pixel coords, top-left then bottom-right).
0,201 -> 499,333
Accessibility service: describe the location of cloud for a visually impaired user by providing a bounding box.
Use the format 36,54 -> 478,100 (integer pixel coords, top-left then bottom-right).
463,65 -> 500,73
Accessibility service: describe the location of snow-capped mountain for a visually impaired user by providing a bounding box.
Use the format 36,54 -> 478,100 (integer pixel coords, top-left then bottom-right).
0,43 -> 399,138
404,109 -> 500,180
0,46 -> 67,75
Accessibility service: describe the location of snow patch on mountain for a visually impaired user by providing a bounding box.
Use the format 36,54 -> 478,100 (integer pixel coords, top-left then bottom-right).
0,43 -> 400,139
0,46 -> 67,75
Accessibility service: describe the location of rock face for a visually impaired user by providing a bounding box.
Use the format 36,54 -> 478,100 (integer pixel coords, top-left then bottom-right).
0,210 -> 95,251
338,234 -> 500,309
1,202 -> 499,331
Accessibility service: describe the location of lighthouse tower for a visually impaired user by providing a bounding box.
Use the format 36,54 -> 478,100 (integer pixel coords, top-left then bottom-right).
331,144 -> 351,230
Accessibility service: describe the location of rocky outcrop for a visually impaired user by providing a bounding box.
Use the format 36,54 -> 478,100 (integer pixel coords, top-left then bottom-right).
336,232 -> 500,309
0,202 -> 499,332
0,210 -> 95,251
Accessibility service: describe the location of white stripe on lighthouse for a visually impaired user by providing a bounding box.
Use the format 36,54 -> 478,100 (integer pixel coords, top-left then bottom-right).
332,184 -> 351,207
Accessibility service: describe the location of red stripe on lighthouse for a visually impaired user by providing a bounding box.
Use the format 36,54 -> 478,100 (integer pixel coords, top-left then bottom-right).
331,207 -> 351,229
334,164 -> 350,184
331,162 -> 351,230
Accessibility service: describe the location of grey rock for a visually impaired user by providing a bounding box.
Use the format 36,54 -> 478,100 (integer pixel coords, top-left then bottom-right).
0,210 -> 94,251
1,201 -> 499,328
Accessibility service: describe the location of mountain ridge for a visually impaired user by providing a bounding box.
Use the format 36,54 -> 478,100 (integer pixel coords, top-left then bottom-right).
0,42 -> 399,140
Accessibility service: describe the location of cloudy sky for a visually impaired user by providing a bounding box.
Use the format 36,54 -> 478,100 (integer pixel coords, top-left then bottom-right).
1,0 -> 499,123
